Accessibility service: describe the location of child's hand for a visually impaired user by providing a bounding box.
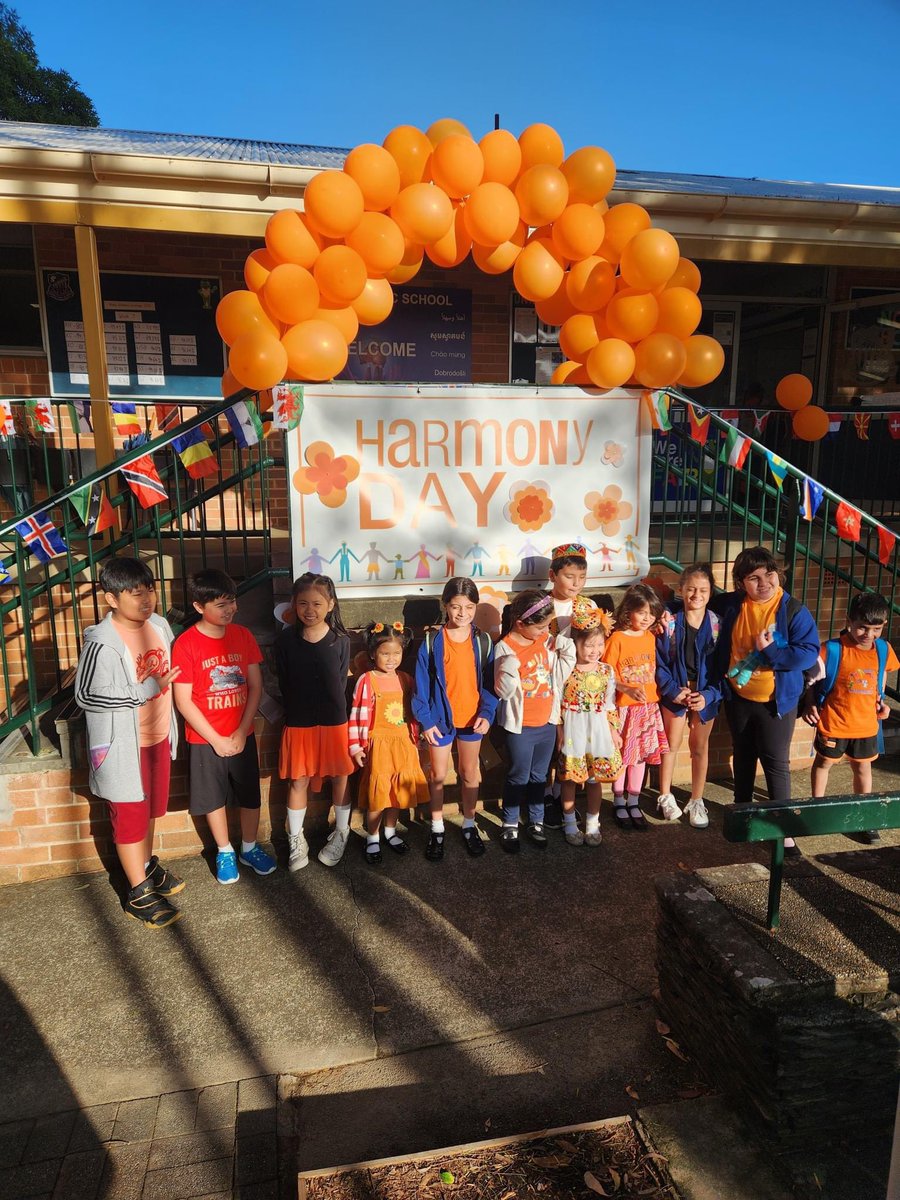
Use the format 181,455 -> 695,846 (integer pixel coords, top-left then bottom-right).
801,703 -> 821,727
687,692 -> 706,712
422,726 -> 443,746
611,729 -> 623,750
472,717 -> 490,735
618,682 -> 645,701
352,750 -> 367,768
754,629 -> 774,652
877,699 -> 891,721
156,666 -> 181,689
674,687 -> 692,706
212,734 -> 237,757
229,730 -> 248,754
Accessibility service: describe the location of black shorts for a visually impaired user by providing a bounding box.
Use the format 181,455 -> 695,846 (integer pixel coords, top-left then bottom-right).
813,732 -> 879,763
188,735 -> 261,815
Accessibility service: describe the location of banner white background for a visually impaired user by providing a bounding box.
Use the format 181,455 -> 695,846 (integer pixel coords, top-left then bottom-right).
286,384 -> 651,598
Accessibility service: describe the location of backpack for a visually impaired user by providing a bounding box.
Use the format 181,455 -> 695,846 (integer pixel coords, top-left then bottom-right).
816,636 -> 890,753
424,628 -> 491,688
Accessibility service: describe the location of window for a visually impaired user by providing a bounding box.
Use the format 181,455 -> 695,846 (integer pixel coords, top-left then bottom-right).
0,225 -> 43,353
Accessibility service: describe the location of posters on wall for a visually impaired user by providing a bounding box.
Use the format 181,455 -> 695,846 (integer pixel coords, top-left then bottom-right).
340,284 -> 472,384
286,383 -> 651,599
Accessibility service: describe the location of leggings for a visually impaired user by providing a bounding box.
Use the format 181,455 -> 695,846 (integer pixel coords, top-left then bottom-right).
724,694 -> 796,804
503,723 -> 557,825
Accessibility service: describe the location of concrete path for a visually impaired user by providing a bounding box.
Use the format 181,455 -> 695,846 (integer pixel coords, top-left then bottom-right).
1,761 -> 897,1198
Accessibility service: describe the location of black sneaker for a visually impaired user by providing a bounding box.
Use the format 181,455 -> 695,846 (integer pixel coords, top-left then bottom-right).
462,827 -> 486,857
542,797 -> 564,829
858,830 -> 881,845
147,855 -> 186,897
425,832 -> 445,862
526,823 -> 548,848
124,877 -> 182,928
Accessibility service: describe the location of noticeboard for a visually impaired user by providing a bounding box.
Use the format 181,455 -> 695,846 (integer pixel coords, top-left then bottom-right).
41,269 -> 225,399
339,284 -> 471,383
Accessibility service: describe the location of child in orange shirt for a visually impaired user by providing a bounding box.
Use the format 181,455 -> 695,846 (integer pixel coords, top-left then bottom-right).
603,584 -> 669,830
803,591 -> 898,844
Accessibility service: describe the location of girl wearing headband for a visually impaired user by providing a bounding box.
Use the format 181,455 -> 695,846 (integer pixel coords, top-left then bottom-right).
493,589 -> 575,852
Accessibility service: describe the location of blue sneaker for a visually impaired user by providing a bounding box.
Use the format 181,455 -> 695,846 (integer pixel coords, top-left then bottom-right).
215,850 -> 239,885
238,843 -> 277,876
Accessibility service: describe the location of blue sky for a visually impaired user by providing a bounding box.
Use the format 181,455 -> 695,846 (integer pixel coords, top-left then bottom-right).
21,0 -> 900,186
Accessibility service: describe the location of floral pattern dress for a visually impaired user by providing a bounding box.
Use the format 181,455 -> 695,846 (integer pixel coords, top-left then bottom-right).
558,663 -> 623,784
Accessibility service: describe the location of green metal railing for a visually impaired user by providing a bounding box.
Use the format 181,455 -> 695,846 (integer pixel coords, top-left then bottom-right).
650,393 -> 900,695
0,391 -> 286,752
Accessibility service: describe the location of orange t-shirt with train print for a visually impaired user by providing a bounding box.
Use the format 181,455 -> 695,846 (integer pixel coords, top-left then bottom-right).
818,634 -> 899,739
602,630 -> 658,705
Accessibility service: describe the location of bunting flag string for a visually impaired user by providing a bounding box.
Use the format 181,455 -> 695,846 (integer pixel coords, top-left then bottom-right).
878,526 -> 897,566
112,402 -> 142,437
171,426 -> 219,480
642,389 -> 672,432
853,413 -> 871,440
765,451 -> 789,490
686,403 -> 710,443
70,482 -> 115,535
752,410 -> 770,436
120,435 -> 167,508
0,400 -> 14,438
800,477 -> 824,522
272,383 -> 304,432
722,426 -> 750,470
67,399 -> 92,435
25,399 -> 55,434
834,500 -> 862,542
226,399 -> 264,448
889,413 -> 900,440
826,414 -> 843,438
14,510 -> 68,562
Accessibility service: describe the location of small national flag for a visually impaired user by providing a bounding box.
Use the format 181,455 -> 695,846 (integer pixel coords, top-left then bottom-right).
835,500 -> 862,542
888,413 -> 900,440
120,436 -> 167,508
878,526 -> 897,566
67,400 -> 92,435
800,477 -> 824,522
226,399 -> 264,448
686,404 -> 711,443
0,401 -> 14,438
0,559 -> 11,585
719,409 -> 740,427
155,403 -> 181,434
70,483 -> 115,535
722,426 -> 750,470
826,414 -> 843,438
272,383 -> 304,432
643,390 -> 672,432
752,410 -> 770,436
853,413 -> 871,440
14,510 -> 68,562
25,398 -> 55,434
112,402 -> 142,437
766,451 -> 789,490
172,426 -> 218,480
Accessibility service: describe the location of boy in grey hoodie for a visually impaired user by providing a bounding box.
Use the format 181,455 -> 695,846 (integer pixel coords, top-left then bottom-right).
75,557 -> 183,927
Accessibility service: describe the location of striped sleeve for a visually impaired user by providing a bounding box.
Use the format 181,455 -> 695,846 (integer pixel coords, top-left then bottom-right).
348,673 -> 373,757
75,641 -> 158,712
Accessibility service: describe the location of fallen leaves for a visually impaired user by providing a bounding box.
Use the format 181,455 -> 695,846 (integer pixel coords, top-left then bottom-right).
664,1037 -> 690,1062
625,1084 -> 640,1101
372,1004 -> 391,1013
584,1170 -> 609,1194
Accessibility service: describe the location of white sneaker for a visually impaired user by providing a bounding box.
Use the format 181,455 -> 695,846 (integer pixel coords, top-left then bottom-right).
657,793 -> 683,821
287,830 -> 309,871
318,828 -> 349,867
684,798 -> 709,829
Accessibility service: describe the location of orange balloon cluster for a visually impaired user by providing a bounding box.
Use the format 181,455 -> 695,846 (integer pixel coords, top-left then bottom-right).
217,119 -> 726,392
775,373 -> 828,441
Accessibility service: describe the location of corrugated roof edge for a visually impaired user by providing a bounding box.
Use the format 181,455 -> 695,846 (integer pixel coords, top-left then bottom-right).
1,120 -> 898,206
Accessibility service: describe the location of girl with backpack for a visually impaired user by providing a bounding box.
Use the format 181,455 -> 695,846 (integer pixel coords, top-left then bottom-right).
655,563 -> 724,829
412,578 -> 498,861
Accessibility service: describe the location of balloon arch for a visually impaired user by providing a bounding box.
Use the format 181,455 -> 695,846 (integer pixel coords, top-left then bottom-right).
216,118 -> 726,395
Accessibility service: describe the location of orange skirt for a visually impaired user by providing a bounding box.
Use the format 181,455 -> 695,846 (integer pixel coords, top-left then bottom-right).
279,724 -> 355,781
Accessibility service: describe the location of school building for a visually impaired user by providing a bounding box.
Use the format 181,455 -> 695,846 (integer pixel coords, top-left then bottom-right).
0,119 -> 898,884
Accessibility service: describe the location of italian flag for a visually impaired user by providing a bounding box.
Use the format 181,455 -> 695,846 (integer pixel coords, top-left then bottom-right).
723,426 -> 750,470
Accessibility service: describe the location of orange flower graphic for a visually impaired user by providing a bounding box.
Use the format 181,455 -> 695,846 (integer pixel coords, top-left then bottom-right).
583,484 -> 633,535
293,441 -> 360,509
602,441 -> 625,468
503,480 -> 554,532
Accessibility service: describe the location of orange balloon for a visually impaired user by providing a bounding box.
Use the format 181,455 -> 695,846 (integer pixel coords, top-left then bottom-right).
265,210 -> 322,268
262,263 -> 320,326
383,125 -> 433,187
513,239 -> 565,301
792,406 -> 829,441
551,204 -> 605,261
390,183 -> 454,244
620,228 -> 680,290
566,256 -> 616,312
776,373 -> 813,410
427,117 -> 472,145
527,223 -> 554,244
567,365 -> 593,386
314,304 -> 359,343
463,182 -> 520,245
385,241 -> 424,284
535,280 -> 578,326
244,248 -> 277,292
600,203 -> 652,262
471,222 -> 527,274
313,245 -> 367,306
216,289 -> 279,346
606,291 -> 659,342
559,313 -> 601,362
515,164 -> 568,228
228,330 -> 288,391
426,203 -> 473,268
518,122 -> 565,169
655,287 -> 702,339
282,319 -> 349,382
479,129 -> 522,186
221,367 -> 240,397
352,277 -> 395,325
550,359 -> 584,384
345,212 -> 405,275
586,339 -> 636,389
303,171 -> 365,239
679,335 -> 726,388
429,134 -> 484,198
633,333 -> 688,389
666,257 -> 702,293
561,146 -> 616,205
343,143 -> 402,212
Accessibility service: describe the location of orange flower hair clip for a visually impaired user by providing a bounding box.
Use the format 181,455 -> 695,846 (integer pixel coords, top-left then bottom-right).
371,620 -> 405,634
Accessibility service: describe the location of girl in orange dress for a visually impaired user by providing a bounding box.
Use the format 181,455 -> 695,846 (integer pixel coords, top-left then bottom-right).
349,622 -> 428,865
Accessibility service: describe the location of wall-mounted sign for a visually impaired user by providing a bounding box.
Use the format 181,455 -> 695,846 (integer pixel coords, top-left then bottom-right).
340,284 -> 471,383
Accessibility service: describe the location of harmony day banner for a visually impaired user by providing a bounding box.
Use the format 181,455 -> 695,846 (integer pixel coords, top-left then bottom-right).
286,384 -> 652,599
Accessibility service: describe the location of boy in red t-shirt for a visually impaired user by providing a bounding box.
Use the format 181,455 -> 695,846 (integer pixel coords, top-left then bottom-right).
172,570 -> 277,884
803,591 -> 898,844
